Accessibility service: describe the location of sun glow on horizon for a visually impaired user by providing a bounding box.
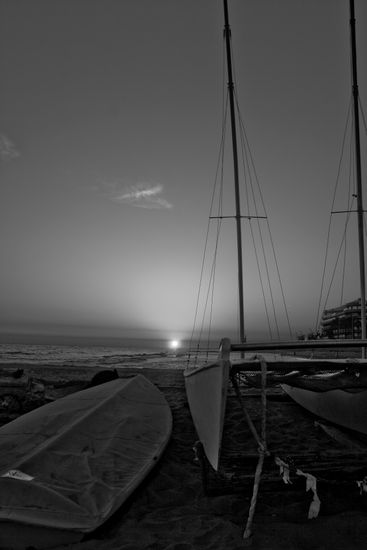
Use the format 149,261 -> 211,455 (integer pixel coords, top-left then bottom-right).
169,339 -> 180,350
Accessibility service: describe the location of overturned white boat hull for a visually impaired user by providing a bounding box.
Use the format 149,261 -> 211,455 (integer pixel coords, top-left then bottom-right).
0,374 -> 172,549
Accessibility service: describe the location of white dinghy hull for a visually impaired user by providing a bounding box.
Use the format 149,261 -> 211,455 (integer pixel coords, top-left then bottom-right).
282,383 -> 367,435
184,340 -> 231,471
0,374 -> 172,549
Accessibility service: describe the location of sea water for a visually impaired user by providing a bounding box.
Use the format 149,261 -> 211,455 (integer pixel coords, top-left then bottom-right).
0,334 -> 184,370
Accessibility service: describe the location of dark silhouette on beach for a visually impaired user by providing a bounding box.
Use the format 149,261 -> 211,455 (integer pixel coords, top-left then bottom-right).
86,369 -> 119,388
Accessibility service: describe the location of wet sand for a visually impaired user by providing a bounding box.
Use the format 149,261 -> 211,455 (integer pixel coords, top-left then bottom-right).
2,361 -> 367,550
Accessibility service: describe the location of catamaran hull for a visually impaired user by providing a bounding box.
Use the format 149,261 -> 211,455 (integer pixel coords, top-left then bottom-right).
184,360 -> 230,471
282,383 -> 367,435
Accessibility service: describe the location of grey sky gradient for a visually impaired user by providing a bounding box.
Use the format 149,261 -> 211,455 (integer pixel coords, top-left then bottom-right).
1,0 -> 367,342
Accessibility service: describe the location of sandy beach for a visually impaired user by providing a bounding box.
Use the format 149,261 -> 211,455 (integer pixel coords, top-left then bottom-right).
2,360 -> 367,550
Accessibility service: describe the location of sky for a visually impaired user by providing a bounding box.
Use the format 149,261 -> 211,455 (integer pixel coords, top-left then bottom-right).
0,0 -> 367,344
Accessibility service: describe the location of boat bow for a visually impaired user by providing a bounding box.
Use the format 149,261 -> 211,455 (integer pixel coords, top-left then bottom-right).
184,339 -> 231,471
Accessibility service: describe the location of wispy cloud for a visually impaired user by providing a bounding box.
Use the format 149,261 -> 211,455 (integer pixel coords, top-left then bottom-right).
0,134 -> 20,161
99,181 -> 172,209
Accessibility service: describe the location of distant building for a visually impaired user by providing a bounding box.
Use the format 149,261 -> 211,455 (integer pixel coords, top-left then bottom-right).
320,298 -> 365,339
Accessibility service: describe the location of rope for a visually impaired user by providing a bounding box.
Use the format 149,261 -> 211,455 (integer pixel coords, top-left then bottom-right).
316,91 -> 367,333
361,98 -> 367,245
340,130 -> 356,305
191,18 -> 299,349
188,88 -> 228,364
242,358 -> 268,540
243,451 -> 265,540
237,114 -> 275,339
230,373 -> 265,451
222,28 -> 292,340
230,360 -> 269,540
359,96 -> 367,141
320,201 -> 355,318
236,93 -> 277,338
315,99 -> 353,330
234,92 -> 293,339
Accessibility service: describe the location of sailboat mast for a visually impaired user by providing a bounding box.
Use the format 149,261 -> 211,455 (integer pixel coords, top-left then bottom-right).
349,0 -> 366,342
223,0 -> 246,343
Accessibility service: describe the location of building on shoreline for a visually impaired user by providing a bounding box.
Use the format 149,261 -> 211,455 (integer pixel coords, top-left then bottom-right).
320,298 -> 366,339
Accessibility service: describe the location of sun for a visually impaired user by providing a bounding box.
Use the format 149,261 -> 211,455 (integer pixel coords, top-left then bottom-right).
169,340 -> 180,350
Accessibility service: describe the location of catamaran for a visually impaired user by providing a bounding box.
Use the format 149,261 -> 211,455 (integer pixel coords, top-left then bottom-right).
184,0 -> 367,536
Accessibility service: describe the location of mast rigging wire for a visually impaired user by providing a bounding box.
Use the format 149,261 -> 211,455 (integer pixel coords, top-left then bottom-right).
190,17 -> 294,356
233,89 -> 293,339
315,99 -> 353,329
228,41 -> 292,338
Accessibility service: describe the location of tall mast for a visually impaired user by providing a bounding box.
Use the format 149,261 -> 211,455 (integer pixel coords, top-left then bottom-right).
349,0 -> 366,344
223,0 -> 246,343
